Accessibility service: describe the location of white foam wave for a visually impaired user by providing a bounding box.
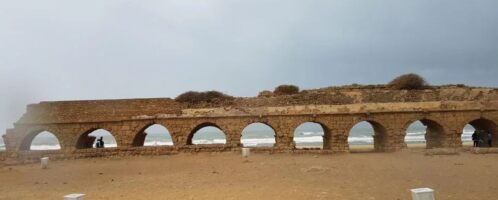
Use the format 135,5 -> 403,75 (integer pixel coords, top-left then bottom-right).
301,132 -> 320,136
30,145 -> 61,150
348,137 -> 373,144
144,141 -> 174,146
241,138 -> 276,147
406,131 -> 425,136
192,139 -> 227,145
294,136 -> 323,143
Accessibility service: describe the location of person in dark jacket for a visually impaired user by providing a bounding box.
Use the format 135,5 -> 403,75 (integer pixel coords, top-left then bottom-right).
96,137 -> 104,148
472,130 -> 479,147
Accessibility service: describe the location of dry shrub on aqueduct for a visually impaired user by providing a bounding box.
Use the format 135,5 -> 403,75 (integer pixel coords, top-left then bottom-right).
175,91 -> 234,104
388,73 -> 429,90
273,85 -> 300,95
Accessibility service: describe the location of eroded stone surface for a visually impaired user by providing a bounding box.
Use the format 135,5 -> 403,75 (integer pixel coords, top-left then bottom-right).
2,86 -> 498,164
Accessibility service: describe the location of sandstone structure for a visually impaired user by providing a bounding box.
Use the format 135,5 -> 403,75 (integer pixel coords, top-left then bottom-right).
2,85 -> 498,163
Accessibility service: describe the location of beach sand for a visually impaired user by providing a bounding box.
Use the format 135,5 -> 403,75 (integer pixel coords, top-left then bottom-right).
1,147 -> 497,200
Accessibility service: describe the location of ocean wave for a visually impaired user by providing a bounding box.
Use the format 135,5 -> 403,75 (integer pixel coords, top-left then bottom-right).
192,139 -> 227,145
144,141 -> 174,146
300,132 -> 321,136
294,136 -> 323,143
405,131 -> 426,136
30,145 -> 61,150
18,129 -> 477,150
241,138 -> 276,147
347,137 -> 373,144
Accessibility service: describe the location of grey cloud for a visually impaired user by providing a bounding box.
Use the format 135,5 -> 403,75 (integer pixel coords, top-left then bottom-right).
1,0 -> 497,133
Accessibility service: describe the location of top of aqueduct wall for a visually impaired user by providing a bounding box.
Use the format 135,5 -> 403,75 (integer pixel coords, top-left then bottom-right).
15,85 -> 498,125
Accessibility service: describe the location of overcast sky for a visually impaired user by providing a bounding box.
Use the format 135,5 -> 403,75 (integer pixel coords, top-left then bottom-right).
1,0 -> 497,133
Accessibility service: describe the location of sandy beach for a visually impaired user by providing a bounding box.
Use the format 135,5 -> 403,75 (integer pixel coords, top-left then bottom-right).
1,147 -> 497,200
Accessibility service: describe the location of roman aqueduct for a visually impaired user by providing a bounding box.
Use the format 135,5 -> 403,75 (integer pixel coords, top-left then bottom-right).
2,86 -> 498,163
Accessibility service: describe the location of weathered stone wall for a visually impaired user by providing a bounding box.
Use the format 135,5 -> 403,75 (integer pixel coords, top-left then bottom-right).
18,98 -> 182,124
4,110 -> 498,163
3,86 -> 498,164
15,87 -> 498,124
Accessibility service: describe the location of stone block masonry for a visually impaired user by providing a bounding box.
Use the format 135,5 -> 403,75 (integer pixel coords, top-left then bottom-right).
2,86 -> 498,164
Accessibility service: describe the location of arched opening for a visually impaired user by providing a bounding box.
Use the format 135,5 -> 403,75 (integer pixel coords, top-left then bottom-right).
293,122 -> 326,149
463,119 -> 497,148
348,121 -> 387,152
461,124 -> 475,147
241,123 -> 276,147
132,124 -> 173,147
188,123 -> 226,145
404,119 -> 445,149
0,134 -> 5,151
76,129 -> 117,149
20,131 -> 61,151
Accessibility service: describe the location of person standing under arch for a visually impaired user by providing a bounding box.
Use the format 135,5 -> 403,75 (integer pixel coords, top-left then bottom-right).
472,130 -> 479,147
96,136 -> 104,148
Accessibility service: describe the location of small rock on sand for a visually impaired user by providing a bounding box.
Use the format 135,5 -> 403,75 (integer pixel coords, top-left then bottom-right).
302,166 -> 331,173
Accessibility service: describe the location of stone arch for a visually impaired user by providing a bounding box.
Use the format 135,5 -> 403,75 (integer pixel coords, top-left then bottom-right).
76,128 -> 117,149
187,122 -> 226,145
403,118 -> 446,149
240,122 -> 276,147
132,123 -> 173,147
347,120 -> 388,152
461,118 -> 498,147
293,121 -> 330,149
19,130 -> 62,151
